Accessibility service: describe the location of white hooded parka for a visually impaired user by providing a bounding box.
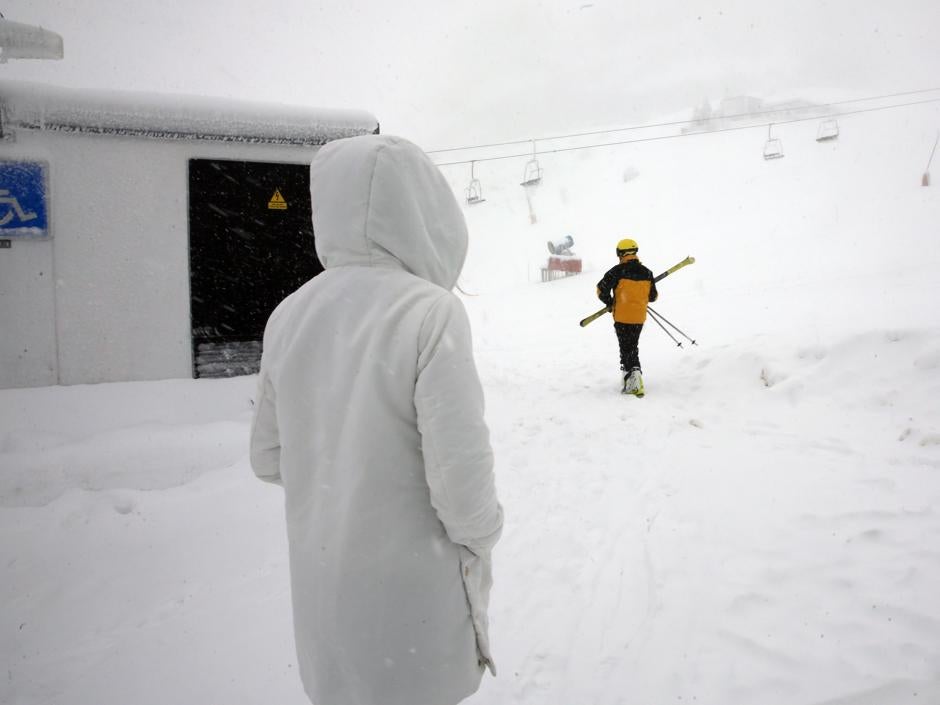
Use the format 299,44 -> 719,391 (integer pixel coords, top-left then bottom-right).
250,135 -> 503,705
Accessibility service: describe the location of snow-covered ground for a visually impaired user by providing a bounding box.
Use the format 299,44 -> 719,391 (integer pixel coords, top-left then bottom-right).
3,104 -> 940,705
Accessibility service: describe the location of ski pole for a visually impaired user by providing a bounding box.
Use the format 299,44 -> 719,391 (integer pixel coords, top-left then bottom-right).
579,256 -> 695,327
648,310 -> 683,347
648,306 -> 697,346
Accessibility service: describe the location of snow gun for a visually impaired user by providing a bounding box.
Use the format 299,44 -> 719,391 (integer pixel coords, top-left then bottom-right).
579,256 -> 695,327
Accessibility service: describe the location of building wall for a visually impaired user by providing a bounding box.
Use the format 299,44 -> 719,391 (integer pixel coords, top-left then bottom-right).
0,128 -> 320,388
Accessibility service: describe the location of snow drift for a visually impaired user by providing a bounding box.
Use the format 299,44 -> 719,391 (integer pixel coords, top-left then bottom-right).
2,100 -> 940,705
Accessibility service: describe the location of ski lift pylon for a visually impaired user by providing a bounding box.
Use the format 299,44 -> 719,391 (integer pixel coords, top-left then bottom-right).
465,161 -> 485,205
920,130 -> 940,186
763,123 -> 784,160
922,131 -> 939,187
521,140 -> 543,187
816,119 -> 839,142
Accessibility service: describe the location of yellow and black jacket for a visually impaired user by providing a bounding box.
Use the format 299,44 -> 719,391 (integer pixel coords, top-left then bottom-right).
596,256 -> 658,324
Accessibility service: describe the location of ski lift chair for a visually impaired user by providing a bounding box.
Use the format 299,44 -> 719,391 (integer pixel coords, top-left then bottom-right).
466,162 -> 486,206
466,179 -> 485,204
816,119 -> 839,142
521,159 -> 543,186
465,162 -> 485,204
763,124 -> 784,160
520,141 -> 543,186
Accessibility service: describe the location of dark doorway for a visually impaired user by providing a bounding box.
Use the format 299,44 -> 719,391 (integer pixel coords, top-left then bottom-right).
188,158 -> 322,378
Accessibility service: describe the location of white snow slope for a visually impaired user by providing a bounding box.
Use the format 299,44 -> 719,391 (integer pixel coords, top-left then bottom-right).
3,104 -> 940,705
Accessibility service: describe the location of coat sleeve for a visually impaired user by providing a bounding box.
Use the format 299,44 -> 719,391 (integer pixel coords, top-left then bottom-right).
649,275 -> 659,302
596,267 -> 616,307
416,293 -> 503,556
249,367 -> 283,486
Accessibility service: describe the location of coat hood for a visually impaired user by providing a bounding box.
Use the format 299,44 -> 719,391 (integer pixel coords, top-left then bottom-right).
310,134 -> 468,291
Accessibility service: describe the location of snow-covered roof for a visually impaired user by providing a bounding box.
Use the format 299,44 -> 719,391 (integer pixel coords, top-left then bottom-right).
0,80 -> 379,145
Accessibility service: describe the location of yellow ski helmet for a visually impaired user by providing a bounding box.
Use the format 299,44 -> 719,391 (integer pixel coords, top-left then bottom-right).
616,238 -> 638,256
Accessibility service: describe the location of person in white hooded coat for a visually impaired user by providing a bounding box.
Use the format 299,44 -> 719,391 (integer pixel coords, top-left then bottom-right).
250,134 -> 503,705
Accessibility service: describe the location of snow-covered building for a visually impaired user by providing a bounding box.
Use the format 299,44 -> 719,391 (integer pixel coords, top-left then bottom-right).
0,80 -> 378,389
684,95 -> 826,133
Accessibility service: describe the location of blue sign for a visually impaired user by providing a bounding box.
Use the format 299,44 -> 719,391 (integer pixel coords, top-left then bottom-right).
0,161 -> 49,237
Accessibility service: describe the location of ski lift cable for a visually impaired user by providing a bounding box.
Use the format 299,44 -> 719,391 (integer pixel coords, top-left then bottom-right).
425,86 -> 940,156
436,96 -> 940,166
432,96 -> 940,167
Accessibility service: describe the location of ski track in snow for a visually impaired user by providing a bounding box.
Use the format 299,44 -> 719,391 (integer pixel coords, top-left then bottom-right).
3,304 -> 940,705
460,272 -> 940,704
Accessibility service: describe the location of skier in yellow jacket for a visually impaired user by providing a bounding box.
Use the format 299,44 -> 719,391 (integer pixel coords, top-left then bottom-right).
596,238 -> 658,396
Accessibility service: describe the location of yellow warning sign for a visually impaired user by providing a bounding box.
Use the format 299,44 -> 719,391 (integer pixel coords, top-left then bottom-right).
268,188 -> 287,210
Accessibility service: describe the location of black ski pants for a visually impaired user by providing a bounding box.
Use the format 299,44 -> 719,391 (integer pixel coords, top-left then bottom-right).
614,322 -> 643,371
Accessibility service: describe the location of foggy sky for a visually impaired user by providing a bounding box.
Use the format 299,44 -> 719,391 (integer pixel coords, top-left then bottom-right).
2,0 -> 939,149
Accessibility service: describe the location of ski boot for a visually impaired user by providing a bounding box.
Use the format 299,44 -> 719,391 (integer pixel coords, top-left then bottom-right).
622,367 -> 645,397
